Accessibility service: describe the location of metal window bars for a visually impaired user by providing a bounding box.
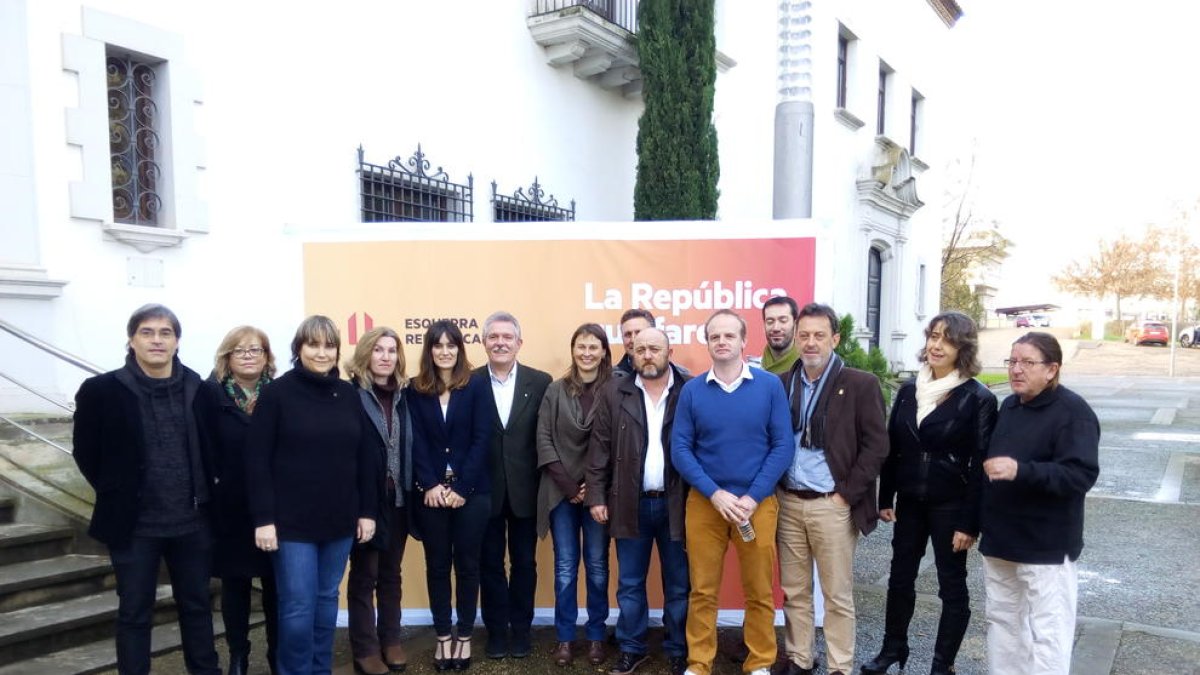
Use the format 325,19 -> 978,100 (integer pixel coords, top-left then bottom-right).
107,54 -> 163,226
358,145 -> 474,223
491,178 -> 576,222
528,0 -> 639,35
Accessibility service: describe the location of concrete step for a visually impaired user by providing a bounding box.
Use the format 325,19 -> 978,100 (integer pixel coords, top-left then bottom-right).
0,611 -> 262,675
0,554 -> 114,612
0,522 -> 73,565
0,585 -> 175,668
0,497 -> 13,524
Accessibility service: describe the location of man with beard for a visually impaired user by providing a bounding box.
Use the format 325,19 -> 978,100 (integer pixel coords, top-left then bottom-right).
476,311 -> 552,659
586,328 -> 691,675
759,296 -> 801,375
72,304 -> 220,675
775,303 -> 888,675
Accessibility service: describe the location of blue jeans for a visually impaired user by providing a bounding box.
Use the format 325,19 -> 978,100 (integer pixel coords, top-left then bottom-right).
614,496 -> 689,657
549,500 -> 610,641
272,537 -> 354,675
109,527 -> 220,675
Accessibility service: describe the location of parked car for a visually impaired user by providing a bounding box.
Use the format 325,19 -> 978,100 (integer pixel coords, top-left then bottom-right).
1126,321 -> 1170,346
1180,326 -> 1200,347
1015,313 -> 1051,328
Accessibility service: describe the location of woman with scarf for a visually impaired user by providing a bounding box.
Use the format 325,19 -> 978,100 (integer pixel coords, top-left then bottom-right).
344,327 -> 414,675
535,323 -> 613,667
863,311 -> 997,675
207,325 -> 278,675
246,315 -> 379,675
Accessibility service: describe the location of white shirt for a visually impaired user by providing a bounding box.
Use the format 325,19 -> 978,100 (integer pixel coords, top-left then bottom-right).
705,360 -> 753,394
635,369 -> 675,491
488,361 -> 519,428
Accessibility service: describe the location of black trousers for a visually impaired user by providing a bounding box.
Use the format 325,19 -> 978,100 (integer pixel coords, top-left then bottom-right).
109,527 -> 220,675
221,572 -> 278,667
883,495 -> 971,664
417,497 -> 490,637
480,500 -> 538,639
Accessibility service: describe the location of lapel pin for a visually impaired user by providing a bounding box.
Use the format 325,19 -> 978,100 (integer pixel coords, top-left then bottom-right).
838,388 -> 844,395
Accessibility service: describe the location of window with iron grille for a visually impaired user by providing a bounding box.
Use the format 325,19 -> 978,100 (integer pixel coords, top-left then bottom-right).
358,145 -> 473,222
491,178 -> 575,222
107,52 -> 164,226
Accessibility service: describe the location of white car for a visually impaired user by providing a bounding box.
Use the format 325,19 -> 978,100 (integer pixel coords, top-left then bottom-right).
1180,326 -> 1200,347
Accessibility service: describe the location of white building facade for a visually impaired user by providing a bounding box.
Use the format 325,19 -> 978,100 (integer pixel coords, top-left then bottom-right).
0,0 -> 959,412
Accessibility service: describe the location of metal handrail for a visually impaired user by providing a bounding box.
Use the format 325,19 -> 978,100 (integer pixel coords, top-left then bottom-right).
0,371 -> 74,412
0,317 -> 104,376
0,413 -> 71,454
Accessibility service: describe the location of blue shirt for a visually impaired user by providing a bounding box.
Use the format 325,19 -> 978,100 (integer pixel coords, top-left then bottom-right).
786,359 -> 837,491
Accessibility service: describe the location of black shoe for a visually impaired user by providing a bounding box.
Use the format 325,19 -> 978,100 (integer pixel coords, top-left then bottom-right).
434,637 -> 454,672
667,656 -> 688,675
609,652 -> 648,675
227,652 -> 249,675
485,631 -> 508,659
452,636 -> 472,671
779,661 -> 814,675
861,642 -> 909,674
510,632 -> 532,659
930,661 -> 957,675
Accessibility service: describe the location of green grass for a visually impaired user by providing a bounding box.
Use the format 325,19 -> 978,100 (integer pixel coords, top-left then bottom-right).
977,373 -> 1009,386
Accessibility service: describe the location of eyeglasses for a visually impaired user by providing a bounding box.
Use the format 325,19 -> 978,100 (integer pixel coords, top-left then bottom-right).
231,347 -> 265,358
1003,358 -> 1048,370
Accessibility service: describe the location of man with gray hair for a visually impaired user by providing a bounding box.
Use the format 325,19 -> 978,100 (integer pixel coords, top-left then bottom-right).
475,311 -> 552,659
73,304 -> 220,675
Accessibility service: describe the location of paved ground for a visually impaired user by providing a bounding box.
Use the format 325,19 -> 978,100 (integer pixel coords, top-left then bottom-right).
86,328 -> 1200,674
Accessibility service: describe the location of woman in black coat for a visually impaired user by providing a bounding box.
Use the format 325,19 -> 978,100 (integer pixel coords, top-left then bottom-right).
407,320 -> 491,671
344,327 -> 415,675
863,311 -> 997,675
207,325 -> 278,675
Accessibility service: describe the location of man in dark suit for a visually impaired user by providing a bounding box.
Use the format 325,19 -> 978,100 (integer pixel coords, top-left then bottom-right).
775,303 -> 889,675
475,311 -> 552,659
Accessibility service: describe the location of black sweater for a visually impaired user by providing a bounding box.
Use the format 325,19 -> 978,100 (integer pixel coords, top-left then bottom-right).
980,385 -> 1100,564
245,367 -> 379,542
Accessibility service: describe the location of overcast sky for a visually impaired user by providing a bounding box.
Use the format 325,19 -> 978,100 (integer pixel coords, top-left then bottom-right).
942,1 -> 1200,307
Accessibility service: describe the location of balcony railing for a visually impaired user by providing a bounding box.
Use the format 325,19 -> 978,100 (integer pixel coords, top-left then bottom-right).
529,0 -> 638,35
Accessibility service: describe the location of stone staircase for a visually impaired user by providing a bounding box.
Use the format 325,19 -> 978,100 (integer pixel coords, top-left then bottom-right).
0,416 -> 235,674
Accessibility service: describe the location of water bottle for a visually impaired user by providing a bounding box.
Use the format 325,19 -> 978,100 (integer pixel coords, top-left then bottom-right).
737,520 -> 756,542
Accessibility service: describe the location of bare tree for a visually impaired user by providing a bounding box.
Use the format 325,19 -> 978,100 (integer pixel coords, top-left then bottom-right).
940,154 -> 1009,322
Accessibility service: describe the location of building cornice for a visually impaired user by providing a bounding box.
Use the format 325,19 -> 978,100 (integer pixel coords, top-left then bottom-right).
926,0 -> 964,28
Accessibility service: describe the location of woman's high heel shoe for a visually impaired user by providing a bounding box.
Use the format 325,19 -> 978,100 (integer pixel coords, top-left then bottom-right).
860,642 -> 909,674
434,636 -> 454,672
452,635 -> 472,671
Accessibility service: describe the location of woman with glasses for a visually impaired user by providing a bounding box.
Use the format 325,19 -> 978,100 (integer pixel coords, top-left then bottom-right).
246,315 -> 379,675
207,326 -> 279,675
535,323 -> 613,667
344,327 -> 415,675
980,332 -> 1099,674
407,320 -> 491,671
864,311 -> 996,675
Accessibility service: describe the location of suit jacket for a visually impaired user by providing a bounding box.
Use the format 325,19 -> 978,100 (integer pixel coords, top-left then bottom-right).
407,378 -> 492,500
585,364 -> 690,540
781,360 -> 889,535
474,363 -> 552,519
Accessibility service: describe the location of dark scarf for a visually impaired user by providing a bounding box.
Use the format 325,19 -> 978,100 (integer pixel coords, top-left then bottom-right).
789,353 -> 843,449
223,373 -> 271,414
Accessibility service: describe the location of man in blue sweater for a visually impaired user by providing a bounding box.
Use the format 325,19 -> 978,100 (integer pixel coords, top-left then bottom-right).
671,309 -> 794,675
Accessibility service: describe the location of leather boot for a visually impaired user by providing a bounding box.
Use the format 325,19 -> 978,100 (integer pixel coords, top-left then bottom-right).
860,638 -> 909,675
930,599 -> 970,675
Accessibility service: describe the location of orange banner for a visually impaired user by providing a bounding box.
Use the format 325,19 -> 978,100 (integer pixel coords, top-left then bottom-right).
304,236 -> 816,612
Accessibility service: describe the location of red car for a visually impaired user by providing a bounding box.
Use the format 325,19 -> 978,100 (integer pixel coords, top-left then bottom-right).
1127,321 -> 1170,346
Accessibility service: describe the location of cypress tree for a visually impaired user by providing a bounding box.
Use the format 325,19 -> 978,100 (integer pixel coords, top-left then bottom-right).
633,0 -> 720,220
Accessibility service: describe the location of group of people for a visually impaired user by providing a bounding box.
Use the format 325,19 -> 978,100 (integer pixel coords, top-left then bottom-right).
72,298 -> 1098,675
